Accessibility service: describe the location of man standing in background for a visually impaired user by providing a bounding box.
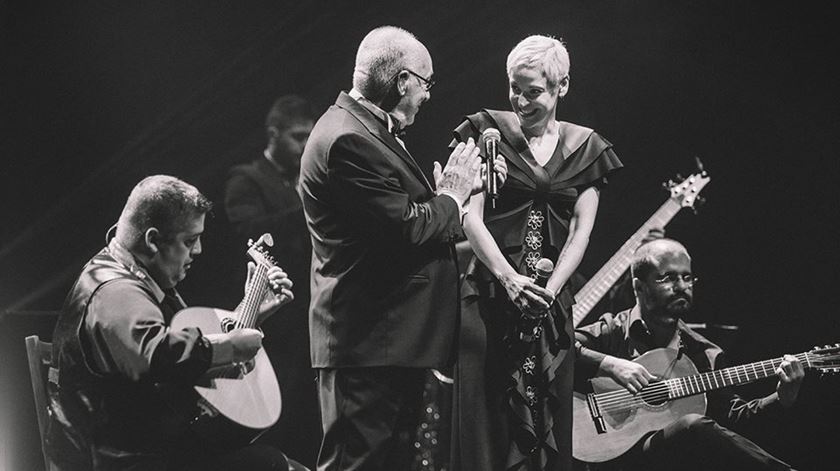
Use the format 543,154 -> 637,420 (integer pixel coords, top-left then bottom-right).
224,95 -> 320,468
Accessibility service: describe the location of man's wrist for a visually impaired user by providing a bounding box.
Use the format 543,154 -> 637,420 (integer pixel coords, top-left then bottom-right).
438,191 -> 469,221
205,333 -> 234,367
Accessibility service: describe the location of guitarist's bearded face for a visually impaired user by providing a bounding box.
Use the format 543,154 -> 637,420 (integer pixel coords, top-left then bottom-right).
639,252 -> 694,320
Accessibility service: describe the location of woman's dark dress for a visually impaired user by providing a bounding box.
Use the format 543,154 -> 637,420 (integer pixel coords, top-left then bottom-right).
450,110 -> 622,471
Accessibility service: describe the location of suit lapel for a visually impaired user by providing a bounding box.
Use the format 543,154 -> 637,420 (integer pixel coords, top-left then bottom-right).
335,92 -> 433,192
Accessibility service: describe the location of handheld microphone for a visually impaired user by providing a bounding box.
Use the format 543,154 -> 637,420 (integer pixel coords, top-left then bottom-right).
534,258 -> 554,288
481,128 -> 501,208
518,257 -> 555,337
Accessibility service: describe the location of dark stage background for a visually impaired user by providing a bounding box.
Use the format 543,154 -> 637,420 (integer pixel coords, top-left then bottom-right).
2,1 -> 838,470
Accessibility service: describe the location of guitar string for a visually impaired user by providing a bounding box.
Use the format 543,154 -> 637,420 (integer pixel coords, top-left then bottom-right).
212,262 -> 269,379
241,263 -> 269,329
574,201 -> 681,314
593,358 -> 792,411
592,353 -> 811,404
591,352 -> 824,413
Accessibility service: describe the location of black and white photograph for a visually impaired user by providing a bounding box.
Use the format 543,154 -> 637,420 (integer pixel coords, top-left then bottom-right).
2,2 -> 838,470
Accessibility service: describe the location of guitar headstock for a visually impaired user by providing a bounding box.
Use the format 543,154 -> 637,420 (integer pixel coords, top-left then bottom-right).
664,159 -> 711,211
246,233 -> 277,268
807,344 -> 840,374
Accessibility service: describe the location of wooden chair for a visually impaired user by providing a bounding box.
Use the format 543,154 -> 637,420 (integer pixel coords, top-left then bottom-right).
25,335 -> 60,471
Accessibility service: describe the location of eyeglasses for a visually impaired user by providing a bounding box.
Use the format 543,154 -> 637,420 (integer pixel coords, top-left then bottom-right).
654,273 -> 699,288
395,69 -> 435,92
406,69 -> 435,91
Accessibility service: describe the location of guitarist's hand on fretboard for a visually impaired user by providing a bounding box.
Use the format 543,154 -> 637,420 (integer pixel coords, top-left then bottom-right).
776,354 -> 805,407
243,262 -> 295,325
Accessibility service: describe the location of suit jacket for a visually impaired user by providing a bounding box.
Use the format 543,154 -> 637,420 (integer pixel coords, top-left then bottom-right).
299,91 -> 463,368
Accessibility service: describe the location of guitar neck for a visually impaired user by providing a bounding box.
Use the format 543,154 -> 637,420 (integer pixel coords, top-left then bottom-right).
236,265 -> 270,329
665,352 -> 810,400
572,199 -> 683,326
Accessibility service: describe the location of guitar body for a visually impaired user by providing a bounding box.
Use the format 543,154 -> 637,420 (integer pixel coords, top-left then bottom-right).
572,348 -> 707,463
170,306 -> 282,444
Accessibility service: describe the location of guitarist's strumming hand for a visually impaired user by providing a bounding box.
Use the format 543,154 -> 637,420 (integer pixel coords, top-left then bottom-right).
776,354 -> 805,407
599,355 -> 657,395
245,262 -> 295,325
205,328 -> 264,370
227,328 -> 265,363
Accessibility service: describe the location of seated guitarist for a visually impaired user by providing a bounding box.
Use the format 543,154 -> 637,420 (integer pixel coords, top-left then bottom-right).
49,175 -> 296,471
574,238 -> 804,471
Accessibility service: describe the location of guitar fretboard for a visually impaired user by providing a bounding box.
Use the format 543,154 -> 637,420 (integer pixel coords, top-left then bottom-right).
664,352 -> 810,399
572,199 -> 682,326
237,264 -> 270,329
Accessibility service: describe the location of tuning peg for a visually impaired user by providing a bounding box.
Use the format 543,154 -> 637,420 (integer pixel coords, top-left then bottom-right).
675,173 -> 685,182
694,156 -> 705,173
247,238 -> 254,247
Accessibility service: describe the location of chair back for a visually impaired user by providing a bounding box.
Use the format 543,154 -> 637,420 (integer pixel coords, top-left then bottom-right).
25,335 -> 59,471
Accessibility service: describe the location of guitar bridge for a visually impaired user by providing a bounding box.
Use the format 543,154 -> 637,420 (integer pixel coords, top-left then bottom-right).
586,393 -> 607,434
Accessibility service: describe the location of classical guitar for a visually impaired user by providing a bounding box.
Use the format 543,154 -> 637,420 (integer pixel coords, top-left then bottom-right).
572,166 -> 711,327
170,233 -> 282,445
572,344 -> 840,463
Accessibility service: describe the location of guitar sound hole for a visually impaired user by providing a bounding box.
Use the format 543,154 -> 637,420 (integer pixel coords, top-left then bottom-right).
641,382 -> 668,407
644,395 -> 668,407
221,317 -> 237,333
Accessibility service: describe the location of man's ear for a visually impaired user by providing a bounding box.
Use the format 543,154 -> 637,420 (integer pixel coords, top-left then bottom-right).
557,75 -> 570,98
396,71 -> 409,96
267,126 -> 280,141
144,228 -> 161,255
632,276 -> 645,300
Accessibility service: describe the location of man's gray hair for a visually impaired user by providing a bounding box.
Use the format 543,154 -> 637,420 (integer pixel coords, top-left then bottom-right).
352,26 -> 423,102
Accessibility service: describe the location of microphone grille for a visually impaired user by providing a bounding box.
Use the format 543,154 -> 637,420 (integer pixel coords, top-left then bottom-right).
535,258 -> 554,278
481,127 -> 501,143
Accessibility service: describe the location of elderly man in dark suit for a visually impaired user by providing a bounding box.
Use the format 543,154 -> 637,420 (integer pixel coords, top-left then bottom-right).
298,25 -> 485,471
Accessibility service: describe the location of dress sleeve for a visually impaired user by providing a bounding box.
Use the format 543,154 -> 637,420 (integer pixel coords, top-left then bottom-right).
85,279 -> 211,383
557,132 -> 624,191
449,117 -> 481,149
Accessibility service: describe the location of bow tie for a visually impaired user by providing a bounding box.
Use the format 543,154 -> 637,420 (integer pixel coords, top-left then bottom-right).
389,116 -> 406,139
391,126 -> 406,139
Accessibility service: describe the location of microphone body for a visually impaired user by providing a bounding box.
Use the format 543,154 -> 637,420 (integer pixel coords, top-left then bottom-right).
519,257 -> 555,340
481,128 -> 501,207
534,258 -> 554,288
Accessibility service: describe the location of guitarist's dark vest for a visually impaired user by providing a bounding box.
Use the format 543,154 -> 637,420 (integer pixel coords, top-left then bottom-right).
49,248 -> 194,465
